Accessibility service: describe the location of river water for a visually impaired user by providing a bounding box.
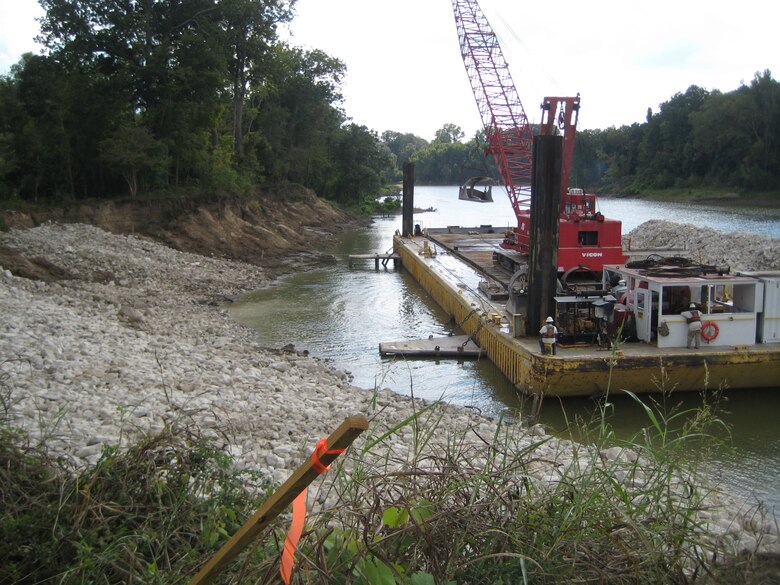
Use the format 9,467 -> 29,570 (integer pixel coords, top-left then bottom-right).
230,186 -> 780,511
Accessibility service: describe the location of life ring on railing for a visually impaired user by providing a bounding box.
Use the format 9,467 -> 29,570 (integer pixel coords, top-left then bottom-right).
701,321 -> 719,342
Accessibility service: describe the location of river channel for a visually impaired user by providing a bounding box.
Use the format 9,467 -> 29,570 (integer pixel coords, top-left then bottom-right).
230,186 -> 780,511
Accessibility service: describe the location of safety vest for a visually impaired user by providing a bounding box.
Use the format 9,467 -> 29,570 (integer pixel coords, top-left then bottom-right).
687,310 -> 700,324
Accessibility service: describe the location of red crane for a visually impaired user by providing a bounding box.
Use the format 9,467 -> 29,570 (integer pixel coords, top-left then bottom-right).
451,0 -> 627,279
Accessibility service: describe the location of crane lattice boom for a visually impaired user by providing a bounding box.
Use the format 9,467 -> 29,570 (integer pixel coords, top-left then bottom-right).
450,0 -> 629,276
451,0 -> 534,217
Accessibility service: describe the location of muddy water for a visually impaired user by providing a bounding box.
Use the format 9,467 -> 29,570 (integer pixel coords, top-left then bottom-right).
230,186 -> 780,511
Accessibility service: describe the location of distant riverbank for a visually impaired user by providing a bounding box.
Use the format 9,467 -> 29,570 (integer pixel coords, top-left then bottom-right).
600,187 -> 780,208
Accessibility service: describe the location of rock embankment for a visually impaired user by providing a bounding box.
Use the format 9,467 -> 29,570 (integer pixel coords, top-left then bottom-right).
628,220 -> 779,272
0,223 -> 519,485
1,221 -> 778,557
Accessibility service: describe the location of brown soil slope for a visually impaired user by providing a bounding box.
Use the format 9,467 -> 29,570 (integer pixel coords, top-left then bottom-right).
1,186 -> 369,280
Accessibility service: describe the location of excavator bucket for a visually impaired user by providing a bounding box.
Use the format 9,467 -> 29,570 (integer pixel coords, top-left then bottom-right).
458,176 -> 495,202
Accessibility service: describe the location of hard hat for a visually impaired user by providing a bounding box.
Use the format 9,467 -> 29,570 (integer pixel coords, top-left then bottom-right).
689,303 -> 696,309
618,279 -> 626,285
546,316 -> 554,323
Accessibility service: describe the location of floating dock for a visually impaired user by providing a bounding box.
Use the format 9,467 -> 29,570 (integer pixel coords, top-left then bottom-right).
379,335 -> 484,358
348,253 -> 401,269
393,233 -> 780,397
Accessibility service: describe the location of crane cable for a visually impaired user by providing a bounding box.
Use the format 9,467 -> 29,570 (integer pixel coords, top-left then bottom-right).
487,5 -> 562,121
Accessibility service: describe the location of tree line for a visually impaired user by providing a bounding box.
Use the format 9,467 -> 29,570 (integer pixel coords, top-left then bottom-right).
0,0 -> 395,207
571,70 -> 780,194
387,71 -> 780,196
0,0 -> 777,209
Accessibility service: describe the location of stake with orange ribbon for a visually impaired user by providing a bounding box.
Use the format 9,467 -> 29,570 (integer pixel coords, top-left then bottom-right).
189,416 -> 369,585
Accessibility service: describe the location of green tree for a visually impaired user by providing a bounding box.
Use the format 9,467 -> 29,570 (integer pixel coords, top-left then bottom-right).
37,0 -> 243,193
433,123 -> 465,144
690,70 -> 780,189
381,131 -> 428,172
252,44 -> 346,189
221,0 -> 295,161
737,70 -> 780,187
638,85 -> 710,187
11,54 -> 89,200
325,123 -> 390,204
0,68 -> 25,199
100,123 -> 166,196
413,141 -> 470,184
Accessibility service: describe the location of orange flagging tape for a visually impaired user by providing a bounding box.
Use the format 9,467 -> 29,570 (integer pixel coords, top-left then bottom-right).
310,437 -> 345,474
280,439 -> 346,584
280,489 -> 306,584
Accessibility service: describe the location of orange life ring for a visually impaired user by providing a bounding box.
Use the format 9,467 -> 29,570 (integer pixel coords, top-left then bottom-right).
701,321 -> 719,342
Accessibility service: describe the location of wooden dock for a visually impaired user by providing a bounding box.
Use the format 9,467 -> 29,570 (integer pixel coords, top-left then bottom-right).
379,335 -> 484,358
348,253 -> 401,269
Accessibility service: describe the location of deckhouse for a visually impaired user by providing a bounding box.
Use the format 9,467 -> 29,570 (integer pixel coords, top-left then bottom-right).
602,263 -> 780,349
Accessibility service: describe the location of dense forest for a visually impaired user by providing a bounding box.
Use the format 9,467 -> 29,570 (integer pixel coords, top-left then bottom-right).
1,0 -> 778,209
385,71 -> 780,196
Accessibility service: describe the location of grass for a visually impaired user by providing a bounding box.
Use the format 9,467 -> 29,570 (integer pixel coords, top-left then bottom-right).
300,398 -> 727,584
1,364 -> 777,584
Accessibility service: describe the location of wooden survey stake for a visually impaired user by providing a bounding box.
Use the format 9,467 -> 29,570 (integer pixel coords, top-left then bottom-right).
189,415 -> 369,585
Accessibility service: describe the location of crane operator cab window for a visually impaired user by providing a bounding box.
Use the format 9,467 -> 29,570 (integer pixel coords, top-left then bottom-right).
578,230 -> 598,245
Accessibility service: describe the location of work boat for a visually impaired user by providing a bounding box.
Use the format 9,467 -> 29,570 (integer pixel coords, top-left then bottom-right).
392,233 -> 780,397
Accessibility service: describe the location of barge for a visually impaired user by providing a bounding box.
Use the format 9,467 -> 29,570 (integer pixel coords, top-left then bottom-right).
393,232 -> 780,397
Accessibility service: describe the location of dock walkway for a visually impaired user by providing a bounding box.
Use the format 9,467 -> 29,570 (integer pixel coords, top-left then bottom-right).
348,253 -> 401,269
425,227 -> 514,287
379,335 -> 484,358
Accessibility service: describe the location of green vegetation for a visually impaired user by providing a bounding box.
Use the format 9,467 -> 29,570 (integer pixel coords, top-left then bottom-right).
0,1 -> 777,210
0,0 -> 394,207
2,366 -> 774,584
573,73 -> 780,196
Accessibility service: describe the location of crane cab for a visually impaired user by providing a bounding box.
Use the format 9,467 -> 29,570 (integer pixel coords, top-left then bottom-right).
561,188 -> 599,221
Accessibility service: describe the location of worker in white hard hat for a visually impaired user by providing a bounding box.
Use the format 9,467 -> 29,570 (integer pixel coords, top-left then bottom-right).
539,316 -> 558,355
680,302 -> 702,349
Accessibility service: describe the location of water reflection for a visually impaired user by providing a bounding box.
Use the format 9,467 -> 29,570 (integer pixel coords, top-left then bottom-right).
599,197 -> 780,238
540,389 -> 780,511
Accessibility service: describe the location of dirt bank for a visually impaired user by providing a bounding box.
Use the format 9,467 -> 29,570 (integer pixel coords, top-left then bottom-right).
0,186 -> 369,280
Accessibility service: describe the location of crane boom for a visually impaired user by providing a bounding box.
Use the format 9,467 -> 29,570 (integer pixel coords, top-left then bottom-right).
451,0 -> 534,218
450,0 -> 629,282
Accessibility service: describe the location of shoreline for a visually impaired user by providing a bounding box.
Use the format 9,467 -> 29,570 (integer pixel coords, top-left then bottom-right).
599,191 -> 780,209
0,223 -> 514,482
1,221 -> 778,557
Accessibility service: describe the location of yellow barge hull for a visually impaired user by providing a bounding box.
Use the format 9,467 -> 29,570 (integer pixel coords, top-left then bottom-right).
394,235 -> 780,397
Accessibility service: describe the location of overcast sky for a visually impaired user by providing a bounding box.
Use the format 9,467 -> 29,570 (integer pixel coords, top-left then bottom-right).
2,0 -> 777,140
